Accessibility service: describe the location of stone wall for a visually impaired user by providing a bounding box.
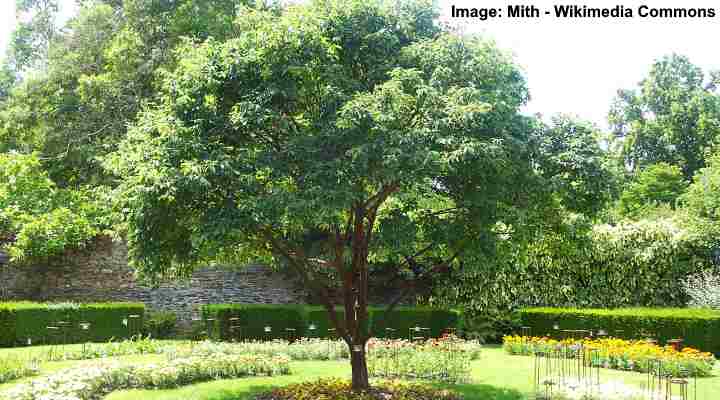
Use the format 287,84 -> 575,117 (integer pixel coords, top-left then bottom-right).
0,237 -> 307,323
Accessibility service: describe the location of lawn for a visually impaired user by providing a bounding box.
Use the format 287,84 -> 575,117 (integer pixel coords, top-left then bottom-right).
1,344 -> 718,400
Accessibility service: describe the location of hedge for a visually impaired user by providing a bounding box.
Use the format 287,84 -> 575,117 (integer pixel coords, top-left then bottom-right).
201,304 -> 460,341
0,302 -> 145,347
520,307 -> 720,355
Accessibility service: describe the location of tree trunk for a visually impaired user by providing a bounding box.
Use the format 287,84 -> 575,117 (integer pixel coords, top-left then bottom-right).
349,342 -> 370,390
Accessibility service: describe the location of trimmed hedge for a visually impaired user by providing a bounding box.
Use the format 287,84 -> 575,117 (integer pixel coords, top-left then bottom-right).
202,304 -> 306,340
520,307 -> 720,355
201,304 -> 460,341
371,307 -> 461,339
0,302 -> 145,347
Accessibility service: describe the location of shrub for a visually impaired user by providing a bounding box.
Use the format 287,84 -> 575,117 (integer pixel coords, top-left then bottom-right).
142,311 -> 177,339
202,304 -> 306,341
253,379 -> 462,400
684,269 -> 720,309
201,304 -> 461,341
519,307 -> 720,355
0,301 -> 145,347
370,307 -> 461,339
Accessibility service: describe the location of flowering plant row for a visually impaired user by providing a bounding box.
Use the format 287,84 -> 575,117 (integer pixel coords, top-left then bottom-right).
2,354 -> 290,400
503,335 -> 716,377
0,357 -> 38,385
366,335 -> 480,383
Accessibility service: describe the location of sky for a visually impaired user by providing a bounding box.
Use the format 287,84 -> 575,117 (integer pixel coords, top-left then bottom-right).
1,0 -> 719,129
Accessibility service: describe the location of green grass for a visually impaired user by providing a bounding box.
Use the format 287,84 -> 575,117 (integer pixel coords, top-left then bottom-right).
1,344 -> 718,400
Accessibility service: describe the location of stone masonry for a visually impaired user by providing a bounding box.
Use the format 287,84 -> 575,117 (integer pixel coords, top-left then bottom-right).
0,237 -> 307,323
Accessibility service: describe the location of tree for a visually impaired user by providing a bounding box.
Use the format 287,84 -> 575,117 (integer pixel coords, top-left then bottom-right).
682,153 -> 720,221
618,162 -> 688,218
107,0 -> 540,389
0,0 -> 253,186
0,153 -> 108,263
8,0 -> 60,72
609,54 -> 720,180
535,115 -> 617,217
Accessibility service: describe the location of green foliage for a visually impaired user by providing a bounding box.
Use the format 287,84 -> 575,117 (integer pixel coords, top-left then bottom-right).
202,304 -> 460,341
437,216 -> 716,334
202,304 -> 307,341
106,0 -> 539,289
0,302 -> 145,347
683,153 -> 720,221
609,54 -> 720,179
0,356 -> 37,385
370,307 -> 460,339
520,307 -> 720,355
618,162 -> 688,217
141,311 -> 177,339
535,115 -> 617,216
0,153 -> 109,264
0,0 -> 254,186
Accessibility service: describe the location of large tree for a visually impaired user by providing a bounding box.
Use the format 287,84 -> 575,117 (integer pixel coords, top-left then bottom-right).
107,0 -> 540,389
534,115 -> 617,217
609,54 -> 720,180
0,0 -> 252,186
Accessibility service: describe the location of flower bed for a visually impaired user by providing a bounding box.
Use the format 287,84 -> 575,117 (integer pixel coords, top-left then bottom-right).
2,354 -> 290,400
177,338 -> 350,360
367,335 -> 481,383
253,379 -> 462,400
0,357 -> 38,385
503,335 -> 716,377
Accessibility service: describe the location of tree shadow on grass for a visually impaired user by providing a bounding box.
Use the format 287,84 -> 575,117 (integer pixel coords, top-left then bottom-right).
433,383 -> 527,400
189,384 -> 278,400
198,383 -> 527,400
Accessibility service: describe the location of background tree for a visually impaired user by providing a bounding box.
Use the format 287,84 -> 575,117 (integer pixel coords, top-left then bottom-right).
0,0 -> 252,186
8,0 -> 60,72
534,115 -> 617,217
617,162 -> 688,218
682,153 -> 720,221
609,54 -> 720,180
107,0 -> 541,389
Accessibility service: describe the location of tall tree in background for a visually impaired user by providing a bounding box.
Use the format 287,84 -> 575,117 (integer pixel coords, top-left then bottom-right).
0,0 -> 251,186
8,0 -> 59,72
107,0 -> 544,389
535,115 -> 617,217
618,162 -> 688,218
609,54 -> 720,180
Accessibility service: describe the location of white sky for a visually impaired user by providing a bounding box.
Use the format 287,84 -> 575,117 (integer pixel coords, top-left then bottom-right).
1,0 -> 719,129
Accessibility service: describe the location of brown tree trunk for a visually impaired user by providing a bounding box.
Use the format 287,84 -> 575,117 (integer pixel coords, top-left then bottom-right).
349,342 -> 370,390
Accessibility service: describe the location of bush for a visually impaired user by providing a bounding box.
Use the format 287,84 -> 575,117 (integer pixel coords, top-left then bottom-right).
370,307 -> 460,339
142,311 -> 177,339
0,301 -> 145,347
520,307 -> 720,355
201,304 -> 461,341
684,269 -> 720,309
202,304 -> 306,341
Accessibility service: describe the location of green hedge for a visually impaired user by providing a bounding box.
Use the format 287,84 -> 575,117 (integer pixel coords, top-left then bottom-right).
520,307 -> 720,355
0,302 -> 145,347
201,304 -> 460,341
371,306 -> 461,339
202,304 -> 306,340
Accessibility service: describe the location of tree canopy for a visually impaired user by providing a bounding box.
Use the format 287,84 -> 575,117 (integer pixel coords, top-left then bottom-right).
609,54 -> 720,180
